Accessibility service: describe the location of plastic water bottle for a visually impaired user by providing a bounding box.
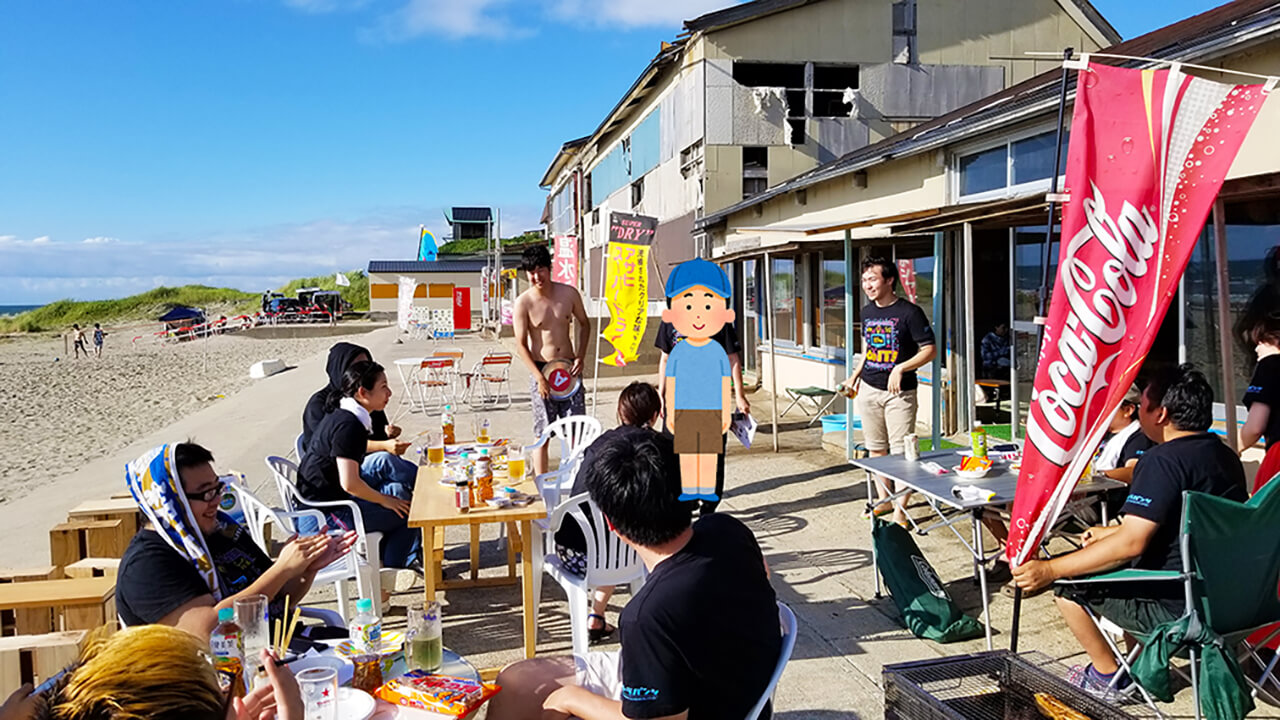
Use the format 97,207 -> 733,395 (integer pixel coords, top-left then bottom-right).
211,607 -> 247,699
350,598 -> 382,654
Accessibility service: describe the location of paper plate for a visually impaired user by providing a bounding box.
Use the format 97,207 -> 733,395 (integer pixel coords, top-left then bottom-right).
542,360 -> 581,400
336,687 -> 376,720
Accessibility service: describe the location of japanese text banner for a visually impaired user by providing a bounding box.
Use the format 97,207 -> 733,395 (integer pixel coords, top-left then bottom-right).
1008,62 -> 1267,564
601,213 -> 656,367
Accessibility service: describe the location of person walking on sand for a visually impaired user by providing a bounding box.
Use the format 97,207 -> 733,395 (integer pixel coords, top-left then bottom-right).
92,322 -> 106,358
513,244 -> 590,476
70,324 -> 88,359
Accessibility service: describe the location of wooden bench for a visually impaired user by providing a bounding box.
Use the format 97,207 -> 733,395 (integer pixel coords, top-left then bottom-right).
0,631 -> 85,696
67,498 -> 141,538
49,520 -> 128,576
63,558 -> 120,580
0,578 -> 116,636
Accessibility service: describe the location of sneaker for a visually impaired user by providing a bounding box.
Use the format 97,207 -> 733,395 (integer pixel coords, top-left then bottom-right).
1066,663 -> 1133,699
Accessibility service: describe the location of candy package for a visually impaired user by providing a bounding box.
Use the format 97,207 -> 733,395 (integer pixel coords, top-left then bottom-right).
375,670 -> 500,718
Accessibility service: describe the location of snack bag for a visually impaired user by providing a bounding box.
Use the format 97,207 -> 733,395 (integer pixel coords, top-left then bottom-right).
375,671 -> 500,717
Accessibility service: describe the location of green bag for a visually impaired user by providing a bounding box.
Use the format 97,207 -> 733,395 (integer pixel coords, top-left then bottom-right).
873,519 -> 984,643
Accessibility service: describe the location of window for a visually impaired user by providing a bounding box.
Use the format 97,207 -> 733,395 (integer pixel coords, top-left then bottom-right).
771,258 -> 796,344
956,129 -> 1068,200
892,0 -> 917,64
743,147 -> 768,200
631,178 -> 644,208
788,118 -> 806,145
822,255 -> 846,349
733,62 -> 804,88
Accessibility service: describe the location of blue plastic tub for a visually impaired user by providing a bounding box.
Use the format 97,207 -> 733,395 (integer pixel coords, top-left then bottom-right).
820,414 -> 861,433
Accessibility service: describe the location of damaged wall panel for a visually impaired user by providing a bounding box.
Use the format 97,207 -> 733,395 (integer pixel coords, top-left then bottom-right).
731,84 -> 788,147
859,63 -> 1004,121
660,68 -> 705,164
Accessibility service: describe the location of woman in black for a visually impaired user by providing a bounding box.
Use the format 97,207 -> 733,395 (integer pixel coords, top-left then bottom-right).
298,361 -> 422,571
1243,315 -> 1280,491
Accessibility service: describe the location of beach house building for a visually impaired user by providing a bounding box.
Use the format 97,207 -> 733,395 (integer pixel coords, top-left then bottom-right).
540,0 -> 1120,353
695,0 -> 1280,452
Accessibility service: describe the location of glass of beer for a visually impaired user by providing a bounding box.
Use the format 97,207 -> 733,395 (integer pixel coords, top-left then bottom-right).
406,600 -> 443,673
506,444 -> 526,481
426,431 -> 445,467
474,418 -> 491,444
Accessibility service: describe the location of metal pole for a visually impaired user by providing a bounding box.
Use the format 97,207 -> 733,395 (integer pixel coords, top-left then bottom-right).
963,222 -> 976,431
1014,45 -> 1075,656
1213,200 -> 1239,450
845,230 -> 857,461
765,251 -> 779,452
590,212 -> 609,417
932,231 -> 944,450
1009,228 -> 1019,438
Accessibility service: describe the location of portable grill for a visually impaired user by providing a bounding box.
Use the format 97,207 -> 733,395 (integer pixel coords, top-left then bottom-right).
883,651 -> 1138,720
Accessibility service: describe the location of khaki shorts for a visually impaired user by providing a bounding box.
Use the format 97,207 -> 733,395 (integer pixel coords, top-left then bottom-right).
672,409 -> 723,454
856,384 -> 918,454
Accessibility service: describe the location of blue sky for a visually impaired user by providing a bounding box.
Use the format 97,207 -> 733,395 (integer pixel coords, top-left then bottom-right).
0,0 -> 1230,304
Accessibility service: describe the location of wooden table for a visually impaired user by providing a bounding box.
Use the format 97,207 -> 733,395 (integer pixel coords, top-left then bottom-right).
0,578 -> 116,634
67,497 -> 142,537
409,464 -> 546,659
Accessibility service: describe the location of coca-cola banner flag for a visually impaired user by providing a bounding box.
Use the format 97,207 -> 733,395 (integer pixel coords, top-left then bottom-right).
1007,62 -> 1267,565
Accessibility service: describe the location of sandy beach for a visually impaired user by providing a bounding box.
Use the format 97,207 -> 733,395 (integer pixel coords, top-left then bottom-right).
0,326 -> 383,503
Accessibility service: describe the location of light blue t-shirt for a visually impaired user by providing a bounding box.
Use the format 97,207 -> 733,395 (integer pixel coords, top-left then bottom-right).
665,340 -> 731,411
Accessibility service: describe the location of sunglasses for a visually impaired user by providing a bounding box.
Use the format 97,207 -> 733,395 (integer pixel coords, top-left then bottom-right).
184,477 -> 228,504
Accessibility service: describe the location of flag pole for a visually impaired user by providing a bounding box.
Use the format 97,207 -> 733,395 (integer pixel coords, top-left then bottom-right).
1011,45 -> 1074,655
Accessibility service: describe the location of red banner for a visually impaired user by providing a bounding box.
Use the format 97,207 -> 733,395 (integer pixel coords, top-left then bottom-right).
1007,62 -> 1266,564
553,235 -> 579,288
897,259 -> 918,304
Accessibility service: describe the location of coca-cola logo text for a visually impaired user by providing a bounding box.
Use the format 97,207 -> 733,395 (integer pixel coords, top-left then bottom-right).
1026,182 -> 1157,465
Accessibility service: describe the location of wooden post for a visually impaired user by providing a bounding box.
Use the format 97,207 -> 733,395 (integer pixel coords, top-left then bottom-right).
1213,199 -> 1239,450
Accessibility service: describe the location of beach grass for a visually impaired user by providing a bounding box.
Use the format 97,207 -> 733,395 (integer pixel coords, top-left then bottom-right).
0,270 -> 371,333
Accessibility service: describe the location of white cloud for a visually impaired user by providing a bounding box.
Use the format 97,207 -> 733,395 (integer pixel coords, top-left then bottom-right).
362,0 -> 522,41
82,236 -> 118,244
0,204 -> 543,304
31,236 -> 50,245
291,0 -> 746,41
548,0 -> 734,28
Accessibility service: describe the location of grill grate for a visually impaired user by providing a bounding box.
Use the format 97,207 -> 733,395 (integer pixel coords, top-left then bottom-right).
884,651 -> 1140,720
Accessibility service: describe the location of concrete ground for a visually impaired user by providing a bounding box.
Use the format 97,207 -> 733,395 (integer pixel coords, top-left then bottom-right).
16,325 -> 1279,718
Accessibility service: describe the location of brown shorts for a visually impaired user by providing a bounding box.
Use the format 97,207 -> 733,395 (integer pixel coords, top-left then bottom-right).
672,410 -> 724,454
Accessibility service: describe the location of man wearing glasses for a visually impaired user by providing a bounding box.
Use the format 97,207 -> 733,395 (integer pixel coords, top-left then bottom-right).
116,443 -> 357,636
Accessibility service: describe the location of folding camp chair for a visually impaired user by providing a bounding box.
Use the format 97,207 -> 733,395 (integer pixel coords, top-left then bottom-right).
471,352 -> 513,409
414,357 -> 456,411
780,386 -> 841,425
1055,479 -> 1280,719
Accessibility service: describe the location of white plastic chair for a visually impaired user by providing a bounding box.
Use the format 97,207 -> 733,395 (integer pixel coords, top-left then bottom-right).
534,492 -> 647,658
263,456 -> 383,622
745,601 -> 798,720
527,415 -> 603,477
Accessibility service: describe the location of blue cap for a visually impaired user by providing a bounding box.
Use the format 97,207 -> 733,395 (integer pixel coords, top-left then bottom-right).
218,607 -> 235,622
664,258 -> 731,300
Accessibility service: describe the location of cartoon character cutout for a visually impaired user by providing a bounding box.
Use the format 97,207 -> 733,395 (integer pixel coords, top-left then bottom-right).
662,258 -> 735,502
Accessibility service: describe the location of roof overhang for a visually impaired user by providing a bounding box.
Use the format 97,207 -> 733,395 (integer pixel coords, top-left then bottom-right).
539,136 -> 589,189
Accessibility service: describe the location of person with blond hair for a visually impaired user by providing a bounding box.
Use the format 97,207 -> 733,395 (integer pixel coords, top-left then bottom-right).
0,625 -> 302,720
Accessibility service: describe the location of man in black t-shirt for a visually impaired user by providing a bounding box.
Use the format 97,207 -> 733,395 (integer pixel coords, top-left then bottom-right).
839,257 -> 935,525
655,320 -> 749,514
489,432 -> 780,720
1012,365 -> 1246,694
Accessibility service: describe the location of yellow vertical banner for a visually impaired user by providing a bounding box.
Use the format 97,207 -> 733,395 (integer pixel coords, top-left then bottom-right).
600,212 -> 656,367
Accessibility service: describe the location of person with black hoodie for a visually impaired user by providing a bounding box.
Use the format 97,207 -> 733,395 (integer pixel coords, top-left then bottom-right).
302,342 -> 416,499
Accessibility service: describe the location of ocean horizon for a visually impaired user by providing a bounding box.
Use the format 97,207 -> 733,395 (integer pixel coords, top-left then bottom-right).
0,304 -> 42,317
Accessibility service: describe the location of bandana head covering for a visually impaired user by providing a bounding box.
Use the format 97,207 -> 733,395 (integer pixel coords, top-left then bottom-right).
125,444 -> 223,600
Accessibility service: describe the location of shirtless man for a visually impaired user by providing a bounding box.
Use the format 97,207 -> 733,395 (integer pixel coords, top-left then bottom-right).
513,245 -> 591,475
